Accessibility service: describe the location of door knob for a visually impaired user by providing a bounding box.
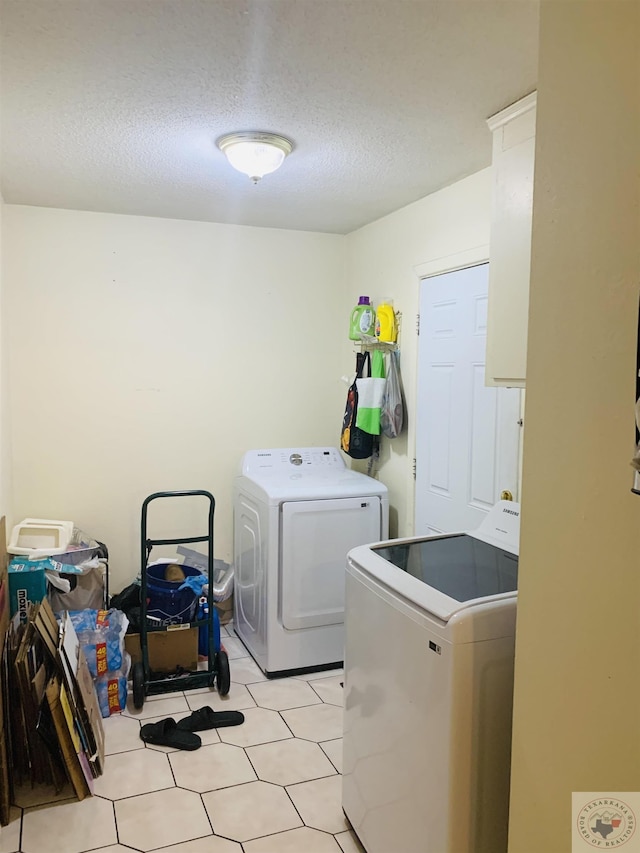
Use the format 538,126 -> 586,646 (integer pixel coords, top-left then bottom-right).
500,490 -> 513,501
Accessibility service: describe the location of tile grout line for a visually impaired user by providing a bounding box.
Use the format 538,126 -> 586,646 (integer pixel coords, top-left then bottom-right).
277,708 -> 297,740
93,786 -> 180,805
281,765 -> 349,841
165,742 -> 179,787
244,681 -> 258,705
82,836 -> 145,853
319,741 -> 343,775
198,772 -> 296,844
199,789 -> 217,839
200,741 -> 338,791
71,798 -> 127,853
209,829 -> 247,846
280,783 -> 308,833
308,680 -> 325,702
253,699 -> 330,712
241,743 -> 260,784
231,818 -> 320,846
104,744 -> 147,756
112,797 -> 119,849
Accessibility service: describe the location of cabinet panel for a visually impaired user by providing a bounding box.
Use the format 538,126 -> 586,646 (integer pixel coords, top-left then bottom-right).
502,108 -> 536,151
485,94 -> 536,387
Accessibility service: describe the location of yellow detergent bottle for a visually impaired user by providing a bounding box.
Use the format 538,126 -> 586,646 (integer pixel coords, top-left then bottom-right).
375,298 -> 397,342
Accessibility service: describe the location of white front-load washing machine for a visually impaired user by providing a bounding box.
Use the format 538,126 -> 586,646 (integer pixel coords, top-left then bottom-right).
342,501 -> 520,853
233,447 -> 389,676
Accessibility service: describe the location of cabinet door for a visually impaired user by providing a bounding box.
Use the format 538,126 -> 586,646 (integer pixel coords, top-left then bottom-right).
486,99 -> 536,387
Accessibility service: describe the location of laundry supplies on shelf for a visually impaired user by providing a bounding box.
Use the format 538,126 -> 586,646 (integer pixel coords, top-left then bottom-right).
375,298 -> 398,342
349,296 -> 375,340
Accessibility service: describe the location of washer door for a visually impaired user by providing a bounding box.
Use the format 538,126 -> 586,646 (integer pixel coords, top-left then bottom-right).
280,496 -> 381,630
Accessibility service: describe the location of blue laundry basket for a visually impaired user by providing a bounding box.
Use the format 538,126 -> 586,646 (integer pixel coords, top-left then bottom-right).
145,563 -> 201,626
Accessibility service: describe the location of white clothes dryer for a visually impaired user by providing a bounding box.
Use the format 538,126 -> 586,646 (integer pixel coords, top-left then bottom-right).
342,501 -> 520,853
233,447 -> 389,677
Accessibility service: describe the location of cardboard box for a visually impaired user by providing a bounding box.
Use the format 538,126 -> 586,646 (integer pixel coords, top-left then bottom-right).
8,559 -> 47,623
215,594 -> 233,625
125,626 -> 199,672
45,676 -> 90,800
1,582 -> 106,815
75,647 -> 105,776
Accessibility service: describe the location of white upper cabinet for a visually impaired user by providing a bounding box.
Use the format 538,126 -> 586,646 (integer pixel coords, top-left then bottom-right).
485,92 -> 537,388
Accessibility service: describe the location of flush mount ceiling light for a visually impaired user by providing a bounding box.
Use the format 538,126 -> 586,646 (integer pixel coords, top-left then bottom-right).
216,131 -> 294,183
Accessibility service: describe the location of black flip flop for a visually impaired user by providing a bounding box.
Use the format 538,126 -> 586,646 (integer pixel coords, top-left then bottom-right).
140,717 -> 202,750
176,707 -> 245,732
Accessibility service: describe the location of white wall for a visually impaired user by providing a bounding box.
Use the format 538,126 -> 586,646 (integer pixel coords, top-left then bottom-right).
344,169 -> 492,536
3,171 -> 493,586
509,2 -> 640,849
4,206 -> 346,590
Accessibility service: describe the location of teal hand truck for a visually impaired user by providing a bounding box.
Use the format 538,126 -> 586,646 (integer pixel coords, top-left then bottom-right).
131,490 -> 230,709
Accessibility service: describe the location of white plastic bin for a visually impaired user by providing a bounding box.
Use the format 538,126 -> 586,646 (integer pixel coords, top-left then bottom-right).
8,518 -> 74,557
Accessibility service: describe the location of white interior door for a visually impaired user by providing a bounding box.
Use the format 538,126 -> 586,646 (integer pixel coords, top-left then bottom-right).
415,264 -> 521,535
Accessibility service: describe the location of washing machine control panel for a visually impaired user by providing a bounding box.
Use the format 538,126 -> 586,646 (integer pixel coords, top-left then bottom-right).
241,447 -> 346,476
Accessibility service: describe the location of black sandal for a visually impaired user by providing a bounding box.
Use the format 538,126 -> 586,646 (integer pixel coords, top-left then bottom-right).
140,717 -> 202,750
176,707 -> 245,732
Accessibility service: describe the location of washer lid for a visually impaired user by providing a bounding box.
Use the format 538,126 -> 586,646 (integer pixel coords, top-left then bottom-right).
347,501 -> 520,624
237,447 -> 388,501
373,533 -> 517,602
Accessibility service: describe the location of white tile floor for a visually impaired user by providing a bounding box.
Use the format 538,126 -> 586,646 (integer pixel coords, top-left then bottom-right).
1,624 -> 365,853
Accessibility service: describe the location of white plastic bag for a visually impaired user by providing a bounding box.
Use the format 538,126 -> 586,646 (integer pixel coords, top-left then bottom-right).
47,557 -> 106,613
380,351 -> 404,439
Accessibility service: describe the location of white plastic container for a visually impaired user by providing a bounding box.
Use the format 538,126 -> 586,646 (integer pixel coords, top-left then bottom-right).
8,518 -> 74,557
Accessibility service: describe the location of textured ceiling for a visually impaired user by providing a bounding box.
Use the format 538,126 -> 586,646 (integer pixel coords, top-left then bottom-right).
0,0 -> 539,235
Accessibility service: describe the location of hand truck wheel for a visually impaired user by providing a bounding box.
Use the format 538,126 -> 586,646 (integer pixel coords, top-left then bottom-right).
132,661 -> 146,709
215,650 -> 230,696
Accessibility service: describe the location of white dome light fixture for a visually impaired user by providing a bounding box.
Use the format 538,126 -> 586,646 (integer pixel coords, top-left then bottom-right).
217,131 -> 294,184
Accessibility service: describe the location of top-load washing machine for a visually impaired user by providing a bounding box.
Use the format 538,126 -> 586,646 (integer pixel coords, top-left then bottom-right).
234,447 -> 389,676
342,500 -> 520,853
